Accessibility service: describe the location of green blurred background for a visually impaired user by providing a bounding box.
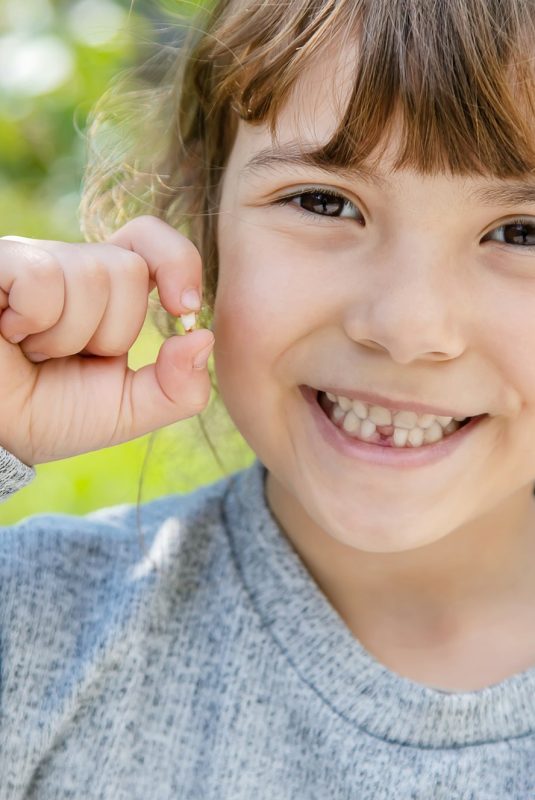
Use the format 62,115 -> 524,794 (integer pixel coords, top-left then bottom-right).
0,0 -> 253,523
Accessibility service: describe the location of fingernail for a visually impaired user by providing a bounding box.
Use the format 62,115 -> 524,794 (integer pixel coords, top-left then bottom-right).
26,352 -> 48,363
8,334 -> 25,344
192,338 -> 214,370
181,288 -> 201,311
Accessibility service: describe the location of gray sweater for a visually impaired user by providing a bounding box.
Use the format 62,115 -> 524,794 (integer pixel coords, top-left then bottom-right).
0,446 -> 534,799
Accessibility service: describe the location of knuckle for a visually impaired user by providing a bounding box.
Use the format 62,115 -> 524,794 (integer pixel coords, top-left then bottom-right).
121,251 -> 148,280
35,306 -> 62,329
81,256 -> 109,289
28,250 -> 62,280
132,214 -> 156,227
121,214 -> 158,235
177,236 -> 202,267
133,215 -> 200,259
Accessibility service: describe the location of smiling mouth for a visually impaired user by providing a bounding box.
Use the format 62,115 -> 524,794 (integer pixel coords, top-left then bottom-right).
315,389 -> 485,449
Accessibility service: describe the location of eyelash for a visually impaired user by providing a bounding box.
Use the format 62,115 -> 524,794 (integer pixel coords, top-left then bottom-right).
274,189 -> 535,249
274,187 -> 361,224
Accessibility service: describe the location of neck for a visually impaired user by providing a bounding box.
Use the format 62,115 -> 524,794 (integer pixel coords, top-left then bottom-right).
265,473 -> 535,646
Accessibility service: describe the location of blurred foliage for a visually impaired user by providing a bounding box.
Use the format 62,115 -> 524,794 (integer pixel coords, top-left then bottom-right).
0,0 -> 253,523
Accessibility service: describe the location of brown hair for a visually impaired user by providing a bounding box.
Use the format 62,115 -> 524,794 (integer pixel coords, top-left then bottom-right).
78,0 -> 535,550
80,0 -> 535,308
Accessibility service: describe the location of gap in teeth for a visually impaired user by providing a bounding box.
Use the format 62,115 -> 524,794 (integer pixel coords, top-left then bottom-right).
322,392 -> 466,447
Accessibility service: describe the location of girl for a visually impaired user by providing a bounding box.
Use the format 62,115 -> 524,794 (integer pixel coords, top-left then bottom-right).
1,0 -> 534,796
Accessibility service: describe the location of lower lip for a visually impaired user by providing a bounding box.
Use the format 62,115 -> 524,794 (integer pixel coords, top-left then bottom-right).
299,385 -> 488,469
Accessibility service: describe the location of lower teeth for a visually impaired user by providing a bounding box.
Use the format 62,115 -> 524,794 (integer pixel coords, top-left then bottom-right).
318,392 -> 466,448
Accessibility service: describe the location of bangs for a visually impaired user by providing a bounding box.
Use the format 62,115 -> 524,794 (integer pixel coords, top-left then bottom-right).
209,0 -> 535,177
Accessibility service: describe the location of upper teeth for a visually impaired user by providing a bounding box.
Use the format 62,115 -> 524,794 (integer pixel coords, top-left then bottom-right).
325,393 -> 466,430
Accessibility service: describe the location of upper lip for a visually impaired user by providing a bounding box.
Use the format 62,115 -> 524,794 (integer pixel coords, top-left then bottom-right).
314,385 -> 483,419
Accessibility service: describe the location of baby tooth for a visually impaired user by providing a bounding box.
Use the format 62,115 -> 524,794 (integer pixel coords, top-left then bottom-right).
392,410 -> 418,429
408,427 -> 424,447
368,405 -> 392,426
326,392 -> 337,402
359,419 -> 376,439
417,413 -> 436,429
337,395 -> 353,411
180,312 -> 196,332
423,421 -> 443,443
332,405 -> 346,424
436,415 -> 453,427
352,399 -> 368,419
342,410 -> 360,433
393,428 -> 409,447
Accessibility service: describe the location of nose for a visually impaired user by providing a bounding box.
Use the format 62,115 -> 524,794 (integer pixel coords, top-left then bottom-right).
343,245 -> 467,365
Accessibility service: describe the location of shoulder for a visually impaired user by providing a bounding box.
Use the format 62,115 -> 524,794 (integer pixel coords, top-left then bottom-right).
0,469 -> 242,635
1,468 -> 234,575
0,466 -> 255,780
0,467 -> 252,729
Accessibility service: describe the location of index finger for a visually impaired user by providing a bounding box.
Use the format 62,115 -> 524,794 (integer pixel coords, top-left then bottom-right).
106,215 -> 203,316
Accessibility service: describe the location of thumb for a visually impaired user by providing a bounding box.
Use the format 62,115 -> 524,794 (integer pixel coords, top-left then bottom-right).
119,329 -> 215,441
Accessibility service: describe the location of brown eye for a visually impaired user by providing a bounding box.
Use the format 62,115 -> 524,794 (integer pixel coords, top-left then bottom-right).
279,189 -> 361,220
484,220 -> 535,247
299,191 -> 346,216
502,223 -> 535,246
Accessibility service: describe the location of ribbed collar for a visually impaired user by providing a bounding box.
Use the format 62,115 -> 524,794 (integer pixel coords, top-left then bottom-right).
222,458 -> 535,748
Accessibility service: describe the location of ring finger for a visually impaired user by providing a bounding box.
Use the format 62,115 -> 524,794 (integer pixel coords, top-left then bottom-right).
20,251 -> 110,359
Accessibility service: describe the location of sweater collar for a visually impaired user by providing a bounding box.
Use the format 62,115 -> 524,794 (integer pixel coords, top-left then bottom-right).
222,458 -> 535,748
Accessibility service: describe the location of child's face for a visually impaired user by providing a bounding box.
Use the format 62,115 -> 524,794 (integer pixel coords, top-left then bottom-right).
213,44 -> 535,553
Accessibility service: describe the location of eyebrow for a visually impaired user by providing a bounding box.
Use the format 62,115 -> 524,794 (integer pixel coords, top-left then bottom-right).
239,144 -> 389,188
468,183 -> 535,207
241,144 -> 535,208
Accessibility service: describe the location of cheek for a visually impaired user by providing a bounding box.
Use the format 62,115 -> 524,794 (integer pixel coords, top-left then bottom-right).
213,222 -> 317,433
212,224 -> 279,404
214,217 -> 319,345
215,209 -> 346,330
211,256 -> 285,448
212,277 -> 293,414
476,287 -> 535,407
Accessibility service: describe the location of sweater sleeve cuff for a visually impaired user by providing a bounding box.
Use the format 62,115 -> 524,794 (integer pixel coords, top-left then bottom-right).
0,445 -> 36,503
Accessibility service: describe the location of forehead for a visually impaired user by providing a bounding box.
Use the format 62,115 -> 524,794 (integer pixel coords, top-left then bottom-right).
261,41 -> 359,155
229,80 -> 535,211
229,49 -> 535,203
229,42 -> 363,171
227,13 -> 535,181
232,124 -> 535,211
